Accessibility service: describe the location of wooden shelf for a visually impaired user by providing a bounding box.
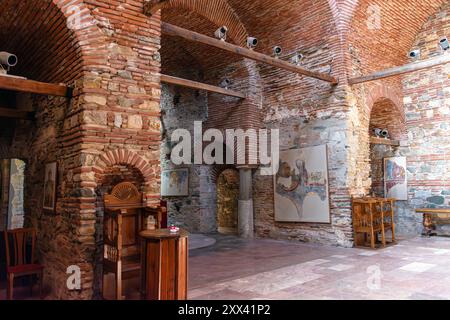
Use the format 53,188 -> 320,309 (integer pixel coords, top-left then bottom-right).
370,137 -> 400,147
0,75 -> 71,97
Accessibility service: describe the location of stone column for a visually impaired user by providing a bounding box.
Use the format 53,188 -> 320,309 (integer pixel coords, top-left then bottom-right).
238,168 -> 254,238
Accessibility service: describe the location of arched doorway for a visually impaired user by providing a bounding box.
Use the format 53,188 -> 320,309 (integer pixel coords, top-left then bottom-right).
369,97 -> 407,197
216,169 -> 239,235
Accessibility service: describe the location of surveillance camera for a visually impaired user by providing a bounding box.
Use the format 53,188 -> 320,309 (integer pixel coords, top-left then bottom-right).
246,37 -> 258,49
439,37 -> 449,51
0,52 -> 18,67
214,26 -> 228,41
290,53 -> 304,65
220,78 -> 232,88
408,49 -> 420,59
374,128 -> 389,138
273,46 -> 282,58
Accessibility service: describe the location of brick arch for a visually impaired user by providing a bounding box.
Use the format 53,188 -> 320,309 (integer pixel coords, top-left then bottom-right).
0,0 -> 104,84
161,0 -> 248,45
210,165 -> 239,185
92,149 -> 157,201
366,84 -> 405,123
366,84 -> 407,140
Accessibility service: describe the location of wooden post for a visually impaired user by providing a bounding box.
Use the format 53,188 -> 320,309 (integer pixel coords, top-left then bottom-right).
160,74 -> 246,99
349,54 -> 450,85
161,22 -> 338,85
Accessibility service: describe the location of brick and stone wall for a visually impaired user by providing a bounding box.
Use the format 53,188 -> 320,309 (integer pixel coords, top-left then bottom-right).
1,0 -> 162,299
367,3 -> 450,236
0,0 -> 448,300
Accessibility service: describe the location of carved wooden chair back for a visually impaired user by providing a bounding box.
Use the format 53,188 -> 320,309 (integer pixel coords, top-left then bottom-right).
4,228 -> 36,267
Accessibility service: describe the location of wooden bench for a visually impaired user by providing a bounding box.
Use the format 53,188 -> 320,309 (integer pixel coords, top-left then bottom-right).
416,208 -> 450,237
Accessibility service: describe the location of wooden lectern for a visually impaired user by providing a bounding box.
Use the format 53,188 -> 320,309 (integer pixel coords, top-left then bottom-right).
139,228 -> 189,300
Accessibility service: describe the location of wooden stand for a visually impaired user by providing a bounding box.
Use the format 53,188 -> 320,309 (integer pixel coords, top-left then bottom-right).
352,197 -> 396,249
102,182 -> 166,300
139,229 -> 189,300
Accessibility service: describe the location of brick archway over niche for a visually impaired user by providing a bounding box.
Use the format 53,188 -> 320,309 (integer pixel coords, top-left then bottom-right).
366,84 -> 405,123
92,149 -> 160,204
161,0 -> 248,45
367,84 -> 407,141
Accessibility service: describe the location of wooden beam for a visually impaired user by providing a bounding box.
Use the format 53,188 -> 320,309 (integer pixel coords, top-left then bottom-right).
160,74 -> 247,99
143,0 -> 169,16
0,107 -> 34,120
370,137 -> 400,147
349,54 -> 450,85
161,22 -> 338,85
0,75 -> 71,97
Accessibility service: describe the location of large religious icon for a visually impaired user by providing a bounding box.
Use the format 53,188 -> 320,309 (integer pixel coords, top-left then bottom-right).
274,145 -> 331,223
384,157 -> 407,201
161,169 -> 189,197
43,162 -> 57,212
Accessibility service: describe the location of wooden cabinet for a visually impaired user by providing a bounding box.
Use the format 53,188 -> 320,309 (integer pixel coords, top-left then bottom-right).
352,197 -> 396,249
140,229 -> 189,300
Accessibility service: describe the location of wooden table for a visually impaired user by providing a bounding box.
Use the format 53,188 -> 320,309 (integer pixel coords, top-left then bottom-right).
139,228 -> 189,300
415,208 -> 450,237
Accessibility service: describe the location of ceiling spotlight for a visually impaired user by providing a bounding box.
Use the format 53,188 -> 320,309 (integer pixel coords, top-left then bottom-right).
214,26 -> 228,41
273,46 -> 282,58
408,49 -> 420,60
290,53 -> 304,65
439,37 -> 449,51
246,37 -> 258,49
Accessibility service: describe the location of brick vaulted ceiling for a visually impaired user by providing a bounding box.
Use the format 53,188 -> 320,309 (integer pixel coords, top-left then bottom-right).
161,0 -> 447,80
0,0 -> 82,83
345,0 -> 448,74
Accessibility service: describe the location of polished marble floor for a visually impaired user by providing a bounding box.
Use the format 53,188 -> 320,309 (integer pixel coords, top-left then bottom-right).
188,235 -> 450,300
2,235 -> 450,300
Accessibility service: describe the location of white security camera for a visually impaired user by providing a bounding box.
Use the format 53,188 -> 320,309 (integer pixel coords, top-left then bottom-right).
220,78 -> 232,88
290,53 -> 304,65
214,26 -> 228,41
273,46 -> 282,58
374,128 -> 389,138
408,49 -> 420,59
246,37 -> 258,49
439,37 -> 449,51
0,52 -> 18,68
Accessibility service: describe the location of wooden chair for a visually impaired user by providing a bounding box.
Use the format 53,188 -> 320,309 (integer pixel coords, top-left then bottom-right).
4,228 -> 44,300
102,182 -> 162,300
352,198 -> 385,249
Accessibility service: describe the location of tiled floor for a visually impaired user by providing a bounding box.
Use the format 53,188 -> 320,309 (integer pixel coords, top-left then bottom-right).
2,235 -> 450,300
188,235 -> 450,300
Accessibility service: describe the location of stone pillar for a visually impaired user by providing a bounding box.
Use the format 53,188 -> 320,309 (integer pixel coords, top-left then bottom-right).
238,168 -> 254,238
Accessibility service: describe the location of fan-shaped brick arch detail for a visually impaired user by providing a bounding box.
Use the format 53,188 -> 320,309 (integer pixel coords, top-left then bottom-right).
161,0 -> 248,45
92,149 -> 155,191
